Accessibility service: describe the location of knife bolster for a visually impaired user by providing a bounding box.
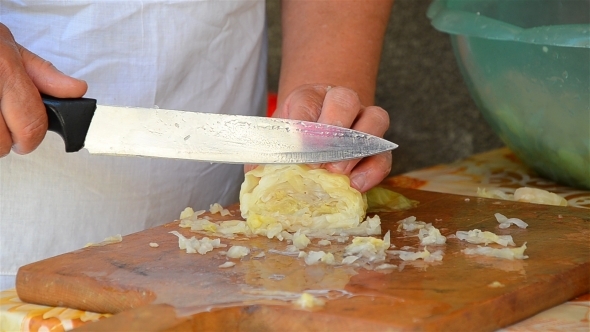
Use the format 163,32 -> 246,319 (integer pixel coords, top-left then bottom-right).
43,95 -> 97,152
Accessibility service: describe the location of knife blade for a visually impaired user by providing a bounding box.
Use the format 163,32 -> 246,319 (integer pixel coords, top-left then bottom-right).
43,95 -> 398,164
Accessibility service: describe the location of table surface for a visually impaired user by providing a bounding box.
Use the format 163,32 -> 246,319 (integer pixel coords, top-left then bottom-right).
1,147 -> 588,332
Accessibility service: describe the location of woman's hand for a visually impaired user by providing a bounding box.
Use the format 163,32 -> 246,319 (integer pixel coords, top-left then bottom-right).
0,23 -> 87,157
253,0 -> 394,192
246,84 -> 392,193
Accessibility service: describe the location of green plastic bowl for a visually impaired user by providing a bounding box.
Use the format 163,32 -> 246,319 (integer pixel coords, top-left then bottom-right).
428,0 -> 590,189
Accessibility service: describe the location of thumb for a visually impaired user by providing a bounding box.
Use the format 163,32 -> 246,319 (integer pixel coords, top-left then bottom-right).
18,44 -> 88,98
244,164 -> 257,173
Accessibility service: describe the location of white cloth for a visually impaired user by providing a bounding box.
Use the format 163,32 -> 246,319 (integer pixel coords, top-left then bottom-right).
0,0 -> 267,290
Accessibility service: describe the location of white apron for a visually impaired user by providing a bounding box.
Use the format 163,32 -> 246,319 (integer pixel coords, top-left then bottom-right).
0,0 -> 267,290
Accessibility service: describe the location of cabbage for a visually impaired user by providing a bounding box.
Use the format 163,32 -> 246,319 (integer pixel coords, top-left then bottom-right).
455,229 -> 515,247
477,187 -> 568,207
240,165 -> 368,238
343,231 -> 391,263
463,243 -> 528,260
418,225 -> 447,245
226,245 -> 250,258
366,186 -> 418,212
514,187 -> 567,206
294,293 -> 325,308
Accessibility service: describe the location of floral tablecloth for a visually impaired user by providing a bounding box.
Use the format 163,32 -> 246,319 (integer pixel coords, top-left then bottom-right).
384,147 -> 590,209
1,147 -> 588,332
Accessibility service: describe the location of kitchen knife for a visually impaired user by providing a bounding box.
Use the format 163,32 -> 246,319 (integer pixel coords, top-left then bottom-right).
43,95 -> 398,164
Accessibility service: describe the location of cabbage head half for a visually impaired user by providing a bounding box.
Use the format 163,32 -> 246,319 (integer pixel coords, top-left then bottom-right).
240,165 -> 367,237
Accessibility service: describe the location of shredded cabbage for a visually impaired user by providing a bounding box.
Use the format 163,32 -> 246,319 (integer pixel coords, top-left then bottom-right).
463,243 -> 528,260
397,216 -> 428,232
388,247 -> 444,262
456,229 -> 515,247
218,261 -> 236,268
494,213 -> 528,229
169,231 -> 226,254
418,225 -> 447,245
226,245 -> 250,258
343,231 -> 391,263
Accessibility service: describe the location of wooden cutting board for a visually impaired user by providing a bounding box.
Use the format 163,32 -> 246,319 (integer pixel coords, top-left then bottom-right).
16,187 -> 589,331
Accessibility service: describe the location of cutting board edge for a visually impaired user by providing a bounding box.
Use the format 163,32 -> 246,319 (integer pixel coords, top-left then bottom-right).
24,260 -> 590,332
417,260 -> 590,332
16,265 -> 156,313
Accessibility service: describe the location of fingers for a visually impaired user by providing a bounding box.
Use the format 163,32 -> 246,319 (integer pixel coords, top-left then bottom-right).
317,86 -> 361,128
343,106 -> 393,192
275,84 -> 327,121
244,164 -> 256,173
350,152 -> 392,193
0,88 -> 47,155
244,85 -> 327,174
319,87 -> 363,174
324,104 -> 390,175
0,23 -> 87,156
19,45 -> 88,98
279,85 -> 367,173
0,24 -> 46,154
266,84 -> 394,192
0,111 -> 11,157
350,105 -> 390,138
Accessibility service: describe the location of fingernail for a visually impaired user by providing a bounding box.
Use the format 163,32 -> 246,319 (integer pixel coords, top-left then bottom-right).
350,173 -> 366,192
331,161 -> 349,173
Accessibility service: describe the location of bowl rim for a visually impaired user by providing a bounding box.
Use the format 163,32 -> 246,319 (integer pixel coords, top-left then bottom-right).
427,0 -> 590,48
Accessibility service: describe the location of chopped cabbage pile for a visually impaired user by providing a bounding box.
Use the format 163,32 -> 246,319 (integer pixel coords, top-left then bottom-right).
169,231 -> 226,254
344,231 -> 391,263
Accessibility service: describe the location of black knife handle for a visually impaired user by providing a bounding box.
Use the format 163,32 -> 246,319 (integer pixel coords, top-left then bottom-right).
43,95 -> 97,152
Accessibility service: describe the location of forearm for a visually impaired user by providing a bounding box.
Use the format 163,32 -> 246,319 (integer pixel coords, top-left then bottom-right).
278,0 -> 393,107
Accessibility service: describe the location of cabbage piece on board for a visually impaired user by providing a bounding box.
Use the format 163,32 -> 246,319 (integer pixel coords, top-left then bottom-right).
366,186 -> 418,212
239,165 -> 368,238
